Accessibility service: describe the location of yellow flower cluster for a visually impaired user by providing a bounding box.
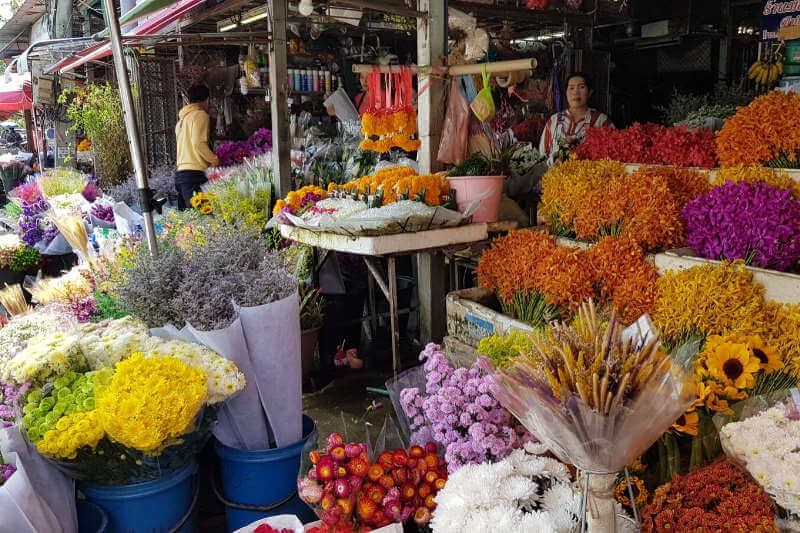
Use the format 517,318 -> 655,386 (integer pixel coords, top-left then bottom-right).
693,334 -> 783,414
96,354 -> 206,453
190,191 -> 215,215
654,261 -> 800,376
272,185 -> 328,217
653,261 -> 769,342
539,159 -> 626,232
360,109 -> 421,153
477,330 -> 534,369
713,164 -> 800,199
37,410 -> 105,460
328,167 -> 450,206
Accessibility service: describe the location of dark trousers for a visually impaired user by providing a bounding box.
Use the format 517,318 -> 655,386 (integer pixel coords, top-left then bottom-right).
175,170 -> 207,210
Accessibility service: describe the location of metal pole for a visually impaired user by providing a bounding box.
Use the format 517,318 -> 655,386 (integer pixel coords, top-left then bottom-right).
100,0 -> 158,255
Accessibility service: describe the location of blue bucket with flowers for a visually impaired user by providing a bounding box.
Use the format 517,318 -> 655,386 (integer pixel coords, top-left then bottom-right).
214,415 -> 317,531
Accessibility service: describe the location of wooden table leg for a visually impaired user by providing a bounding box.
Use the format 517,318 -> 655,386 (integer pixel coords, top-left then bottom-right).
387,256 -> 399,376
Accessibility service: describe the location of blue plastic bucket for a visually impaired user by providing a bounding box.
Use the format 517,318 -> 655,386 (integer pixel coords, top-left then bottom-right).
215,415 -> 318,531
76,500 -> 109,533
80,462 -> 197,533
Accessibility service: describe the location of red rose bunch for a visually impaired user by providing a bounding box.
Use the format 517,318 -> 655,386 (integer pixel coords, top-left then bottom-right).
298,433 -> 447,531
576,123 -> 717,168
640,458 -> 777,533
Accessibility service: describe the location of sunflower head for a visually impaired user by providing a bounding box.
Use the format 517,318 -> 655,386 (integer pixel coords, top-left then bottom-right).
200,204 -> 213,215
744,336 -> 783,373
672,410 -> 699,436
706,341 -> 760,390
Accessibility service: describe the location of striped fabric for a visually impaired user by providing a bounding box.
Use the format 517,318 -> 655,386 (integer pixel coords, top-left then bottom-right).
539,109 -> 613,165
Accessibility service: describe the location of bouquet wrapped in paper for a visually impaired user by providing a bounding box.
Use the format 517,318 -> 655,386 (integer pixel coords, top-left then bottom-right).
715,388 -> 800,520
489,300 -> 697,532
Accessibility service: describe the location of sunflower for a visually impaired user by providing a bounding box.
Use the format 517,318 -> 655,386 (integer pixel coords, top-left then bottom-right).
672,410 -> 699,436
190,194 -> 204,208
744,335 -> 783,373
706,342 -> 760,390
200,204 -> 213,215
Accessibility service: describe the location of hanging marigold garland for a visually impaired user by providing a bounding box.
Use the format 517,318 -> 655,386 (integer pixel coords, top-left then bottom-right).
360,66 -> 421,153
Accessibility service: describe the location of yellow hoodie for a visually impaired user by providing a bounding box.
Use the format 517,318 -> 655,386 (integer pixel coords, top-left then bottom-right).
175,103 -> 219,171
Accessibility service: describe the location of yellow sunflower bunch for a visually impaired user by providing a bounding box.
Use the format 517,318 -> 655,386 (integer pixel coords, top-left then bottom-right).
540,159 -> 626,233
692,334 -> 783,415
190,191 -> 215,215
713,164 -> 800,199
96,354 -> 206,453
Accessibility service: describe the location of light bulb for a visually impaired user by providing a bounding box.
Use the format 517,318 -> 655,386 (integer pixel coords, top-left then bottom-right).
298,0 -> 313,16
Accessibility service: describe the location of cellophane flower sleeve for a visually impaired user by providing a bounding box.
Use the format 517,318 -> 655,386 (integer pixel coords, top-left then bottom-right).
491,335 -> 697,473
714,388 -> 800,519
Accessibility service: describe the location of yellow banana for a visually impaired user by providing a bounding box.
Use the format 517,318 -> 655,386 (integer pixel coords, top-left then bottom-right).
748,61 -> 760,78
777,62 -> 784,75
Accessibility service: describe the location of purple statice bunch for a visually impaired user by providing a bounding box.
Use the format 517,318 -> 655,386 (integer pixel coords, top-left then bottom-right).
400,343 -> 533,473
0,462 -> 16,485
0,380 -> 29,428
683,181 -> 800,271
70,298 -> 99,323
17,198 -> 58,247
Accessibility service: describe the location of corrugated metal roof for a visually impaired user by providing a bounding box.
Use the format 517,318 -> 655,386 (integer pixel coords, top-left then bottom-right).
0,0 -> 46,47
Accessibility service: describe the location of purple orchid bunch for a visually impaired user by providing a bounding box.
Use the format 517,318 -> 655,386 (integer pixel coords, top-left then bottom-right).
90,203 -> 115,224
683,181 -> 800,271
400,343 -> 533,473
17,198 -> 59,247
214,129 -> 273,167
249,128 -> 273,152
0,462 -> 15,485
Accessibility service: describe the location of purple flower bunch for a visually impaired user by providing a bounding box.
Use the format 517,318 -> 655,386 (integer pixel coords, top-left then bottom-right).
683,181 -> 800,271
400,343 -> 532,473
90,203 -> 115,223
0,380 -> 29,428
0,462 -> 16,485
70,298 -> 99,323
17,198 -> 58,247
9,181 -> 42,205
214,128 -> 273,167
82,181 -> 101,203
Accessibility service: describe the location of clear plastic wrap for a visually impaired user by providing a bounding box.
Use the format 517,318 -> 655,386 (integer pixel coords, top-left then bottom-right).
715,388 -> 800,519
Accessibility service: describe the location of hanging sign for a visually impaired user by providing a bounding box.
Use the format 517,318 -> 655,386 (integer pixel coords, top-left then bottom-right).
760,0 -> 800,41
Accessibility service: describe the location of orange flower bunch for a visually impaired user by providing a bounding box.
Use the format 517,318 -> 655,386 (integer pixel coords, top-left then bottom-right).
272,185 -> 328,216
573,167 -> 710,251
477,230 -> 657,324
586,236 -> 659,324
540,159 -> 626,235
716,90 -> 800,168
328,167 -> 450,207
360,109 -> 420,153
713,164 -> 800,199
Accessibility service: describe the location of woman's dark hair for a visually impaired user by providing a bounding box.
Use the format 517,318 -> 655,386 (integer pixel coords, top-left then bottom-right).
187,84 -> 210,103
566,72 -> 592,91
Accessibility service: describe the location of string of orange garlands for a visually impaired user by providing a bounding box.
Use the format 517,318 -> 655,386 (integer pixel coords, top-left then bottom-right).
360,66 -> 421,153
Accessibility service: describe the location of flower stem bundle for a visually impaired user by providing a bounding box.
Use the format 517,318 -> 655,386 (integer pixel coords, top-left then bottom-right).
0,283 -> 30,316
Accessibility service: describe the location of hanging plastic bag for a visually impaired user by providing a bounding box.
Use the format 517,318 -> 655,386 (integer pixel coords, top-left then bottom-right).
469,64 -> 495,122
437,77 -> 470,165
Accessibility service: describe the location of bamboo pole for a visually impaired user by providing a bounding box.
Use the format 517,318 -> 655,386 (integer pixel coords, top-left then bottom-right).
352,57 -> 537,75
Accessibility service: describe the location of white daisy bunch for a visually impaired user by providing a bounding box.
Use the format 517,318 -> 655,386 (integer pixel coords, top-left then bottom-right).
1,331 -> 87,385
77,316 -> 151,369
430,442 -> 581,533
720,400 -> 800,515
143,337 -> 245,404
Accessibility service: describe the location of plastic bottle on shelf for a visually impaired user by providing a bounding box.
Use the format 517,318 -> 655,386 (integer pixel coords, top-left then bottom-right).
294,69 -> 301,92
324,69 -> 331,92
288,69 -> 295,91
312,70 -> 320,92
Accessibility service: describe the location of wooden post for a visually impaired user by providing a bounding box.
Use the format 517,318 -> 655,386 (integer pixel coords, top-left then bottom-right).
269,0 -> 292,197
416,0 -> 448,345
23,110 -> 34,155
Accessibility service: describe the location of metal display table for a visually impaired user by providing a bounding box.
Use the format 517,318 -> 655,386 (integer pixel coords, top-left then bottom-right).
279,223 -> 489,374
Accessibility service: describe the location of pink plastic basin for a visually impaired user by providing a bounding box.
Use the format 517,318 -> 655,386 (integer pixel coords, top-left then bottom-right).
447,175 -> 505,223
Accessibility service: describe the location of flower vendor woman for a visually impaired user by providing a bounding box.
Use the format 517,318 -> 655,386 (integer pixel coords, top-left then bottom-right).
539,72 -> 614,166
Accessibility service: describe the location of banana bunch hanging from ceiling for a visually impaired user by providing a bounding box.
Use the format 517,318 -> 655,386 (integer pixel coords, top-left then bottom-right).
748,43 -> 784,87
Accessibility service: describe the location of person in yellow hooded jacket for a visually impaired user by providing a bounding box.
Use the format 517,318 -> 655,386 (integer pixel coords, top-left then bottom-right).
174,84 -> 219,209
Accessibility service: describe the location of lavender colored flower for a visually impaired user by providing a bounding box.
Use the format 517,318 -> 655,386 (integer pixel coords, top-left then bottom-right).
17,199 -> 59,247
683,181 -> 800,271
82,182 -> 101,202
399,343 -> 534,472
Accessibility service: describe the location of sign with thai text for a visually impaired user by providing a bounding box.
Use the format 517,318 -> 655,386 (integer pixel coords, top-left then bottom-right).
761,0 -> 800,41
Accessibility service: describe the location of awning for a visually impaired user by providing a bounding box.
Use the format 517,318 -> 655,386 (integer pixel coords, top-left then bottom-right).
48,0 -> 206,74
0,71 -> 33,111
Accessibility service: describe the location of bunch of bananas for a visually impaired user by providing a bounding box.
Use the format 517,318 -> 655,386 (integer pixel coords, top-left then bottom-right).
748,59 -> 783,86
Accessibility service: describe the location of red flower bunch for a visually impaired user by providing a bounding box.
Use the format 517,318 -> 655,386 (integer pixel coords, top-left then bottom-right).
254,525 -> 295,533
526,0 -> 550,8
576,123 -> 717,168
640,458 -> 777,533
298,434 -> 446,531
